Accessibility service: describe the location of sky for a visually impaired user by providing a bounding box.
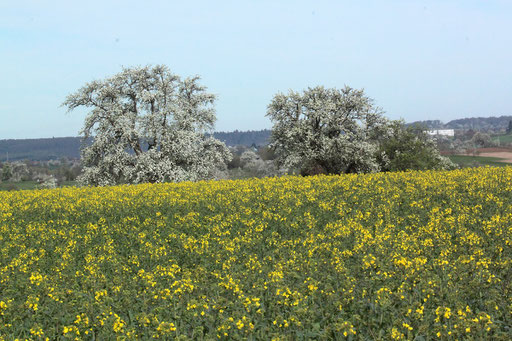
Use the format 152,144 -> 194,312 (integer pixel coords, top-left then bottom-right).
1,0 -> 512,139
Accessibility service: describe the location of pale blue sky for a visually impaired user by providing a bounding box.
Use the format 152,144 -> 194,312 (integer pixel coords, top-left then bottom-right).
1,0 -> 511,139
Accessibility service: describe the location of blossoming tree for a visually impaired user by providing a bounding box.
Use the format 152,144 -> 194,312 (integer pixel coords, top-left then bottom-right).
266,86 -> 453,175
266,86 -> 387,175
63,65 -> 231,186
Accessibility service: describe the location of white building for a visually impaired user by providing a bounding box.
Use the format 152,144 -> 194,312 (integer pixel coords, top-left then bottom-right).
427,129 -> 455,137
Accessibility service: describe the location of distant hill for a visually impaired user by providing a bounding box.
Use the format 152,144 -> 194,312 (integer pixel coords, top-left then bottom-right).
211,129 -> 271,147
0,130 -> 272,161
409,115 -> 512,132
4,116 -> 511,161
0,137 -> 82,161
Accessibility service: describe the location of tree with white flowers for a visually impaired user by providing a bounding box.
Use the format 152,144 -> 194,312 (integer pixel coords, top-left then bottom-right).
63,65 -> 231,186
267,86 -> 453,175
266,86 -> 388,175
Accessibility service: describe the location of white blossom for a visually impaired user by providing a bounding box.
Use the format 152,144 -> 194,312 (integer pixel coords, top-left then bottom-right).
5,162 -> 29,182
36,174 -> 57,189
63,65 -> 231,186
240,150 -> 277,177
266,86 -> 383,175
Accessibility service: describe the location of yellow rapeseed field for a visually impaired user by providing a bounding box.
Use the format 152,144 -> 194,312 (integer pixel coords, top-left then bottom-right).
0,167 -> 511,340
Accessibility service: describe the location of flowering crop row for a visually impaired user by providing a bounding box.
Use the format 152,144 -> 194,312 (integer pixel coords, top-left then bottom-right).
0,167 -> 511,339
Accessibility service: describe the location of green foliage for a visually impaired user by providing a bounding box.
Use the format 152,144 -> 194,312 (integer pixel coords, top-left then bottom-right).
1,163 -> 12,181
377,121 -> 455,172
471,132 -> 495,148
257,145 -> 276,161
448,155 -> 510,168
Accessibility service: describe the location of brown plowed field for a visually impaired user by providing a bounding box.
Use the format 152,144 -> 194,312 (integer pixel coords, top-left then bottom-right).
470,147 -> 512,153
445,147 -> 512,163
476,152 -> 512,163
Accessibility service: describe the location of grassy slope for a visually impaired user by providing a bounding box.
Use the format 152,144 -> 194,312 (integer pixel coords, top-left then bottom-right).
491,134 -> 512,144
448,155 -> 511,167
0,180 -> 77,191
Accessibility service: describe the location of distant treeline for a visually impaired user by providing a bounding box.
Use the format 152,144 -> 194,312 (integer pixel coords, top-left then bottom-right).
0,130 -> 272,161
408,115 -> 512,132
210,129 -> 270,147
4,115 -> 511,161
0,137 -> 82,161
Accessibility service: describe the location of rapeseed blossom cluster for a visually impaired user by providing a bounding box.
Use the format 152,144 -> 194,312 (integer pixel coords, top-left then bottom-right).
0,167 -> 511,339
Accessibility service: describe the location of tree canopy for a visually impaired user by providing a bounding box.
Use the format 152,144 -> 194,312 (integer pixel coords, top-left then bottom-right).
267,86 -> 453,175
63,65 -> 231,186
266,86 -> 388,175
376,121 -> 455,172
